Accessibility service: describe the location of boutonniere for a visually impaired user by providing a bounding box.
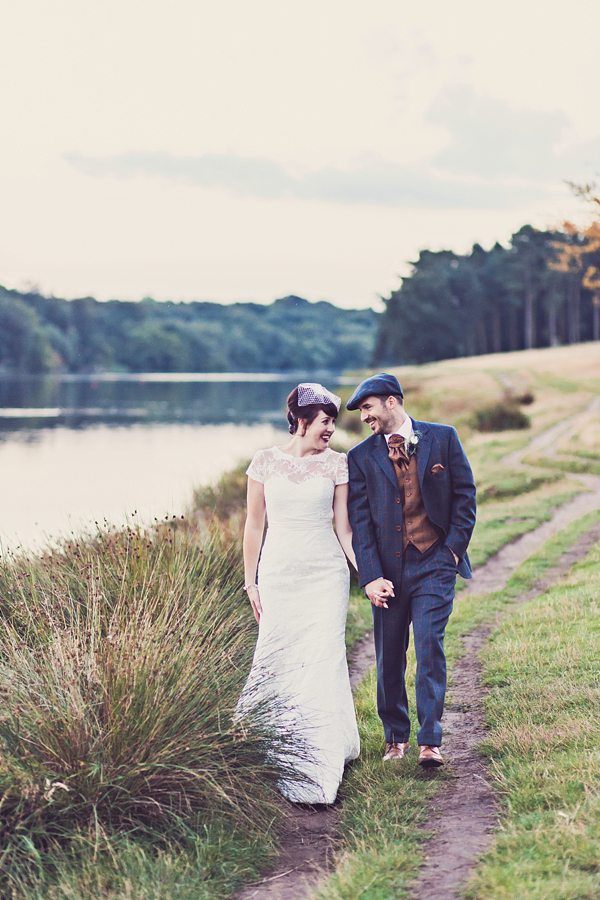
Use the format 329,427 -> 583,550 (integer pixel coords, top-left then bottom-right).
407,430 -> 420,457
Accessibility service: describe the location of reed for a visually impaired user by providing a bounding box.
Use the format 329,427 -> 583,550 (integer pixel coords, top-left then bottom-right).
0,520 -> 294,894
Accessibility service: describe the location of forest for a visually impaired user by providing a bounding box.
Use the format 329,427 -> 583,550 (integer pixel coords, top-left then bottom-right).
1,218 -> 598,375
0,291 -> 377,374
374,221 -> 600,365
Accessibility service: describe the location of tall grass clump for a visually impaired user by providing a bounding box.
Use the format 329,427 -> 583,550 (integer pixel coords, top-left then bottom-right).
0,520 -> 294,894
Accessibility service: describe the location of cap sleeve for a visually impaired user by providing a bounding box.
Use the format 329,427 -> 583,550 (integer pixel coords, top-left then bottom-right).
335,452 -> 349,486
246,449 -> 267,483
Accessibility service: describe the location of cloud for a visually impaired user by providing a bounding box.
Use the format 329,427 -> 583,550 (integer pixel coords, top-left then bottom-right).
64,151 -> 294,199
69,80 -> 600,211
428,84 -> 587,181
65,150 -> 552,210
67,82 -> 596,211
298,161 -> 550,208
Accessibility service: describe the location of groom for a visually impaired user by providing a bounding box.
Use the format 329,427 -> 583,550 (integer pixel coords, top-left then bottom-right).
346,374 -> 476,767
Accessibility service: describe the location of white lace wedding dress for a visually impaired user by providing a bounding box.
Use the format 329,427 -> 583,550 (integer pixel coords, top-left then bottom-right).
238,446 -> 360,804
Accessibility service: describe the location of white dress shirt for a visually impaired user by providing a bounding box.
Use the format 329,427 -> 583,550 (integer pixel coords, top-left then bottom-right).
384,416 -> 413,445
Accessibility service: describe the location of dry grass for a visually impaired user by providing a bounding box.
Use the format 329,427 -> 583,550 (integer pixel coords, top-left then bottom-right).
0,521 -> 295,895
378,343 -> 600,438
555,410 -> 600,464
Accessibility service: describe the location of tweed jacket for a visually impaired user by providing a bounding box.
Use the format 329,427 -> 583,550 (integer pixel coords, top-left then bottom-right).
347,419 -> 476,587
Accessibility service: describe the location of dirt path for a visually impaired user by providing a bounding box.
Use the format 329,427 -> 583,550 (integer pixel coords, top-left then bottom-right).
465,472 -> 600,595
411,519 -> 600,899
236,401 -> 600,900
468,394 -> 600,596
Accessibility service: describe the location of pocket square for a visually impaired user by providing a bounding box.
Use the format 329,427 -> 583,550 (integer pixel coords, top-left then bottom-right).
431,463 -> 445,474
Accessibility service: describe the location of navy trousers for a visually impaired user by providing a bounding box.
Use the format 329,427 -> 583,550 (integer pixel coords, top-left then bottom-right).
372,540 -> 456,747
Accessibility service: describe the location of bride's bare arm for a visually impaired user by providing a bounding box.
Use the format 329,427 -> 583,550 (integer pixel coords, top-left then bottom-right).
333,483 -> 357,570
243,477 -> 266,623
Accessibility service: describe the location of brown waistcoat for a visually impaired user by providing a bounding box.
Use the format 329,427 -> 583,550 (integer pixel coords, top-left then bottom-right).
393,453 -> 439,553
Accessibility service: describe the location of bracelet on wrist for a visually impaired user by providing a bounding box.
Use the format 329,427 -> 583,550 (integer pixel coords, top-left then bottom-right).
243,583 -> 258,592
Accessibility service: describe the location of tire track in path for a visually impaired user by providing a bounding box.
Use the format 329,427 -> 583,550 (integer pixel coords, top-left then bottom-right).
468,394 -> 600,596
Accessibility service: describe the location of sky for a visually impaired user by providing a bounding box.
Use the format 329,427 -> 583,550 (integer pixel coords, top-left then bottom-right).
1,0 -> 599,310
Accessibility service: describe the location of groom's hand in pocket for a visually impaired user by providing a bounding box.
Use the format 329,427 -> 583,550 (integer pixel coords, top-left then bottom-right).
366,577 -> 395,609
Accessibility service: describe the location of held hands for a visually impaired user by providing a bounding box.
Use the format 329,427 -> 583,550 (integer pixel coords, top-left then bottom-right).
365,577 -> 395,609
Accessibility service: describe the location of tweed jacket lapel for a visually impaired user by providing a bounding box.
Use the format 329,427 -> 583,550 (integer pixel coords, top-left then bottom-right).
372,420 -> 431,490
372,433 -> 398,488
413,420 -> 432,487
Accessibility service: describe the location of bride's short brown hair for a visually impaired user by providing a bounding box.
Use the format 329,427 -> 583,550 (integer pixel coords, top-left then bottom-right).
286,387 -> 338,435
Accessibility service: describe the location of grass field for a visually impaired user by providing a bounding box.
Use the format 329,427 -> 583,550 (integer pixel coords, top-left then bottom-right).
0,342 -> 598,898
464,529 -> 600,900
312,343 -> 600,899
314,511 -> 600,900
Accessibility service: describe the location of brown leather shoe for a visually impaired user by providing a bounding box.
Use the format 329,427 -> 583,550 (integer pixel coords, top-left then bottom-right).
418,745 -> 444,767
382,742 -> 410,761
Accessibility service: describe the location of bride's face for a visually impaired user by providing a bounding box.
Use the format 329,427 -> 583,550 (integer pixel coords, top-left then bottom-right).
300,411 -> 336,451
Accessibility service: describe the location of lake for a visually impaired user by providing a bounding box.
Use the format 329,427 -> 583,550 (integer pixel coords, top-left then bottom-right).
0,373 -> 353,553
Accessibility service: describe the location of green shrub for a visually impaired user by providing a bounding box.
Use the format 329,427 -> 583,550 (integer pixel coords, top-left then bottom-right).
516,390 -> 535,405
471,402 -> 530,432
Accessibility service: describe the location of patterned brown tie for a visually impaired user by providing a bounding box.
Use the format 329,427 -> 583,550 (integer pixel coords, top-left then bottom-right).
388,434 -> 410,471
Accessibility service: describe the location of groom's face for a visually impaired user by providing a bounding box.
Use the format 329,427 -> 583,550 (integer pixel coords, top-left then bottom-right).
359,396 -> 403,435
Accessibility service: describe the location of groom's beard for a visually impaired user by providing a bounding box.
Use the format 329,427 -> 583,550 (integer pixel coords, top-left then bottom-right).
365,412 -> 400,435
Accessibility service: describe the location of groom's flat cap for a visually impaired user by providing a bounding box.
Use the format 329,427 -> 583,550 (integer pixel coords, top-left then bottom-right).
346,373 -> 404,410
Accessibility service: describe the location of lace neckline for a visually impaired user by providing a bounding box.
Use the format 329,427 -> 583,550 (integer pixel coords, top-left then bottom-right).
272,446 -> 333,462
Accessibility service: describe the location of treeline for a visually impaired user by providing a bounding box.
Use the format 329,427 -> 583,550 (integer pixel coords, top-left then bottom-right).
0,290 -> 377,374
2,222 -> 599,375
373,224 -> 600,365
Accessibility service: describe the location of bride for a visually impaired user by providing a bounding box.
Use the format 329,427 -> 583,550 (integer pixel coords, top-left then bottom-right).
239,382 -> 360,804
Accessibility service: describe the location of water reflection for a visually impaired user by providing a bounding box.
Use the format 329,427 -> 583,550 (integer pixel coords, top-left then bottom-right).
0,374 -> 354,551
0,422 -> 285,553
0,373 -> 353,430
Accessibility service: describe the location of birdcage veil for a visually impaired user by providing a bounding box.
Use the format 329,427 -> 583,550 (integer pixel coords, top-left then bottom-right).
297,383 -> 341,411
